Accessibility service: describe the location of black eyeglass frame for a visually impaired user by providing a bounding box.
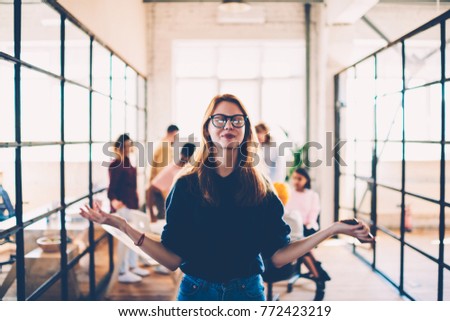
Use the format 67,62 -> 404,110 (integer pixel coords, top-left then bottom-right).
209,114 -> 248,128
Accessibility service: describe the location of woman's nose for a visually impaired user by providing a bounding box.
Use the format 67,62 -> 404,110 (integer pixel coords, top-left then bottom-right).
223,119 -> 233,129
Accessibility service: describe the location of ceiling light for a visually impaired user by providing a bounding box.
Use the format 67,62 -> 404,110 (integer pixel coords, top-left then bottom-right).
218,0 -> 251,14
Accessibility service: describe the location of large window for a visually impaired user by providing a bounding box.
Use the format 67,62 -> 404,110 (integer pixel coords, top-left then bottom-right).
173,40 -> 305,145
0,0 -> 147,301
335,11 -> 450,301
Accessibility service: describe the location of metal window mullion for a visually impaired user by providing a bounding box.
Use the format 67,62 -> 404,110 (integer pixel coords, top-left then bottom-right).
438,20 -> 446,302
334,74 -> 340,223
371,54 -> 378,269
400,40 -> 406,296
59,13 -> 69,301
88,35 -> 96,299
14,0 -> 25,301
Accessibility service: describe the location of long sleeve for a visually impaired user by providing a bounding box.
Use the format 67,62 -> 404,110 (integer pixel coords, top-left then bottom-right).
261,192 -> 291,259
160,177 -> 192,259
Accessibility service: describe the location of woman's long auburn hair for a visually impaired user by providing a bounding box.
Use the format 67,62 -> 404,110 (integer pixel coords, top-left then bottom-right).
183,94 -> 271,206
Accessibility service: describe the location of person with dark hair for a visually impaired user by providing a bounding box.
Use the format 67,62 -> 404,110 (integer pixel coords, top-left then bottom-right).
147,143 -> 196,222
147,124 -> 179,220
108,134 -> 150,283
286,167 -> 319,237
81,94 -> 372,300
284,167 -> 331,290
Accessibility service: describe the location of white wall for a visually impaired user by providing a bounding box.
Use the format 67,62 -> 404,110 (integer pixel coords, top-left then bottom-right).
57,0 -> 147,75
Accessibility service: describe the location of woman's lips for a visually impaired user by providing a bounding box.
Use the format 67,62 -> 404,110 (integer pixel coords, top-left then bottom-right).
222,134 -> 235,139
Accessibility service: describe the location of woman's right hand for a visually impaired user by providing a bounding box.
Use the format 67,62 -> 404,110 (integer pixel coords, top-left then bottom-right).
79,202 -> 126,231
334,221 -> 374,243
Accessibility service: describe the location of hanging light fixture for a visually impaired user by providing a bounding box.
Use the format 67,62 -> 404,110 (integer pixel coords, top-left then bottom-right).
218,0 -> 251,13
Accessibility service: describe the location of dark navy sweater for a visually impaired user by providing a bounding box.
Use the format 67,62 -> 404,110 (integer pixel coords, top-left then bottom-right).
161,170 -> 290,283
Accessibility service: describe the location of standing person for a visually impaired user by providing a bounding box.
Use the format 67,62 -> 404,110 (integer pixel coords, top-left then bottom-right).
285,167 -> 320,237
108,134 -> 150,283
255,122 -> 287,183
147,143 -> 196,222
147,125 -> 179,220
81,94 -> 372,301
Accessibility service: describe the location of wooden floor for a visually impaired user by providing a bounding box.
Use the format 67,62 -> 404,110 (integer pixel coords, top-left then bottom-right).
102,239 -> 404,301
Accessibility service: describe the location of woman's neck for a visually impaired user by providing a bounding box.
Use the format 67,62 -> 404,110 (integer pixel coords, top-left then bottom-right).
215,147 -> 239,177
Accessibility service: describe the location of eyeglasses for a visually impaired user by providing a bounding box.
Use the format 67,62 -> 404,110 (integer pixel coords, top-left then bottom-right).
209,114 -> 247,128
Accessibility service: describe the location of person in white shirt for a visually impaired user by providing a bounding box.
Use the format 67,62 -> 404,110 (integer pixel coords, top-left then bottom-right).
284,167 -> 330,286
285,167 -> 320,236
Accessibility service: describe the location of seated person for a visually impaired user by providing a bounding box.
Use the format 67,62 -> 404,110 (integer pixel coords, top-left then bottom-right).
274,181 -> 330,284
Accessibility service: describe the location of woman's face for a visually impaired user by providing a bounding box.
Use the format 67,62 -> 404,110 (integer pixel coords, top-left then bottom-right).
122,139 -> 133,157
291,172 -> 308,191
208,101 -> 246,150
256,131 -> 266,144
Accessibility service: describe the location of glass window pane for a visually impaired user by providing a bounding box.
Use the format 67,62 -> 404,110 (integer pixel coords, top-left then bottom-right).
261,42 -> 304,78
377,186 -> 401,237
404,196 -> 440,260
405,85 -> 441,142
175,79 -> 217,138
377,93 -> 403,142
0,60 -> 15,142
0,0 -> 14,56
22,68 -> 60,142
111,100 -> 125,140
220,80 -> 259,123
126,67 -> 137,106
174,42 -> 216,78
405,25 -> 441,88
137,76 -> 146,108
92,143 -> 109,191
126,105 -> 137,140
405,143 -> 440,201
22,1 -> 60,75
377,142 -> 402,189
92,42 -> 110,95
0,232 -> 17,300
137,109 -> 146,143
262,79 -> 304,144
22,146 -> 60,216
354,142 -> 373,178
339,175 -> 354,210
447,145 -> 450,204
377,44 -> 403,95
65,84 -> 89,142
404,248 -> 438,300
23,212 -> 63,299
218,45 -> 260,79
92,93 -> 110,142
375,230 -> 401,285
0,148 -> 16,224
65,21 -> 90,86
65,144 -> 89,202
112,56 -> 125,101
444,268 -> 450,301
340,139 -> 355,175
355,179 -> 371,215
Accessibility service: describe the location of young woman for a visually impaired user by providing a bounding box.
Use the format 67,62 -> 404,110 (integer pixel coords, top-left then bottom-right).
108,134 -> 150,283
285,167 -> 320,237
80,94 -> 372,300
